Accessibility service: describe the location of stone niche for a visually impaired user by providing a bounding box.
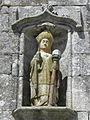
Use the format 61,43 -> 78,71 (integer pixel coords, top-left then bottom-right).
12,8 -> 82,120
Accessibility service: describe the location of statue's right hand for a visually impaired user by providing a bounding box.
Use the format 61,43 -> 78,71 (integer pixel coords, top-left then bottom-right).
35,52 -> 43,64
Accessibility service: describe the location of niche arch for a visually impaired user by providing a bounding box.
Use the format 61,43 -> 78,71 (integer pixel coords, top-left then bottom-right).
12,9 -> 82,107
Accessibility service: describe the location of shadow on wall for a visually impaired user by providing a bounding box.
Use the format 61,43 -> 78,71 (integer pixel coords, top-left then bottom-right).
57,72 -> 67,106
23,32 -> 38,106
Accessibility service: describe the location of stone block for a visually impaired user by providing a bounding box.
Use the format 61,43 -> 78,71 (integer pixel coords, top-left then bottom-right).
19,33 -> 24,54
9,6 -> 42,25
81,6 -> 88,31
81,54 -> 90,75
72,76 -> 90,111
72,54 -> 82,76
17,77 -> 23,107
0,7 -> 9,32
72,76 -> 90,93
86,6 -> 90,30
2,0 -> 19,5
72,32 -> 90,54
0,6 -> 9,14
0,32 -> 9,53
72,54 -> 90,76
19,0 -> 48,5
8,7 -> 18,26
48,0 -> 87,5
78,112 -> 88,120
0,32 -> 19,53
0,75 -> 17,111
8,32 -> 19,53
9,77 -> 18,110
53,6 -> 81,27
0,75 -> 11,111
19,55 -> 24,77
66,77 -> 72,108
12,54 -> 19,76
0,110 -> 14,120
0,55 -> 12,74
2,0 -> 48,5
0,12 -> 9,32
17,6 -> 42,20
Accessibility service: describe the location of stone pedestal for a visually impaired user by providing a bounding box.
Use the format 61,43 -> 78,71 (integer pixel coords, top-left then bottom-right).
12,107 -> 77,120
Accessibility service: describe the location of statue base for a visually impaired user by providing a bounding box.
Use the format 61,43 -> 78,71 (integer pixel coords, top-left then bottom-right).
12,107 -> 77,120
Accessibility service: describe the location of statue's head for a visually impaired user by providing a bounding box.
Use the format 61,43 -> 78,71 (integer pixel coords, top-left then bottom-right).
36,31 -> 54,53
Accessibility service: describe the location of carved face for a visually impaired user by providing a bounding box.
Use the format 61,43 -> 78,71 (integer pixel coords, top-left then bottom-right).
39,38 -> 51,53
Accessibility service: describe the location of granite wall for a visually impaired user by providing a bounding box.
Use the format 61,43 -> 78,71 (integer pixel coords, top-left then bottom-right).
0,0 -> 90,120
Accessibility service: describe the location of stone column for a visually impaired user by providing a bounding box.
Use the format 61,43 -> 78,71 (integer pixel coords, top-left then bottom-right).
66,30 -> 72,109
17,32 -> 24,108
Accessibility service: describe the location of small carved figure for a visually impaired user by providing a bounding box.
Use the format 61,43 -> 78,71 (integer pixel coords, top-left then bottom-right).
30,31 -> 60,106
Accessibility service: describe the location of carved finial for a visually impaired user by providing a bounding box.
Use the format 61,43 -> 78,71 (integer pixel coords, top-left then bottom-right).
42,4 -> 48,11
42,5 -> 58,15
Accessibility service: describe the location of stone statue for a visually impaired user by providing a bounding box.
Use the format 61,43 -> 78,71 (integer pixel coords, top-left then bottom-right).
30,31 -> 61,106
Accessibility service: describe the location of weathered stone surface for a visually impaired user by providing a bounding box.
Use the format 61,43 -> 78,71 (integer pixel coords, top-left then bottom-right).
19,0 -> 48,5
0,6 -> 9,14
53,6 -> 81,27
81,6 -> 88,31
19,55 -> 24,77
9,6 -> 42,25
8,7 -> 18,28
0,55 -> 12,74
13,107 -> 77,120
2,0 -> 10,5
0,110 -> 14,120
86,5 -> 90,30
72,54 -> 82,76
0,10 -> 9,32
66,77 -> 72,108
19,33 -> 24,54
8,32 -> 19,53
78,112 -> 88,120
72,76 -> 90,93
9,77 -> 18,110
87,12 -> 90,30
0,75 -> 17,112
72,54 -> 90,76
48,0 -> 87,5
17,77 -> 23,107
0,32 -> 19,53
72,76 -> 90,111
0,75 -> 11,111
12,54 -> 19,76
0,32 -> 9,53
72,32 -> 90,54
10,6 -> 81,28
18,6 -> 43,19
2,0 -> 88,5
2,0 -> 48,5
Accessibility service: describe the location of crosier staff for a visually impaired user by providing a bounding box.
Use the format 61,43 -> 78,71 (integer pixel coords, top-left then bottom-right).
48,49 -> 61,106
